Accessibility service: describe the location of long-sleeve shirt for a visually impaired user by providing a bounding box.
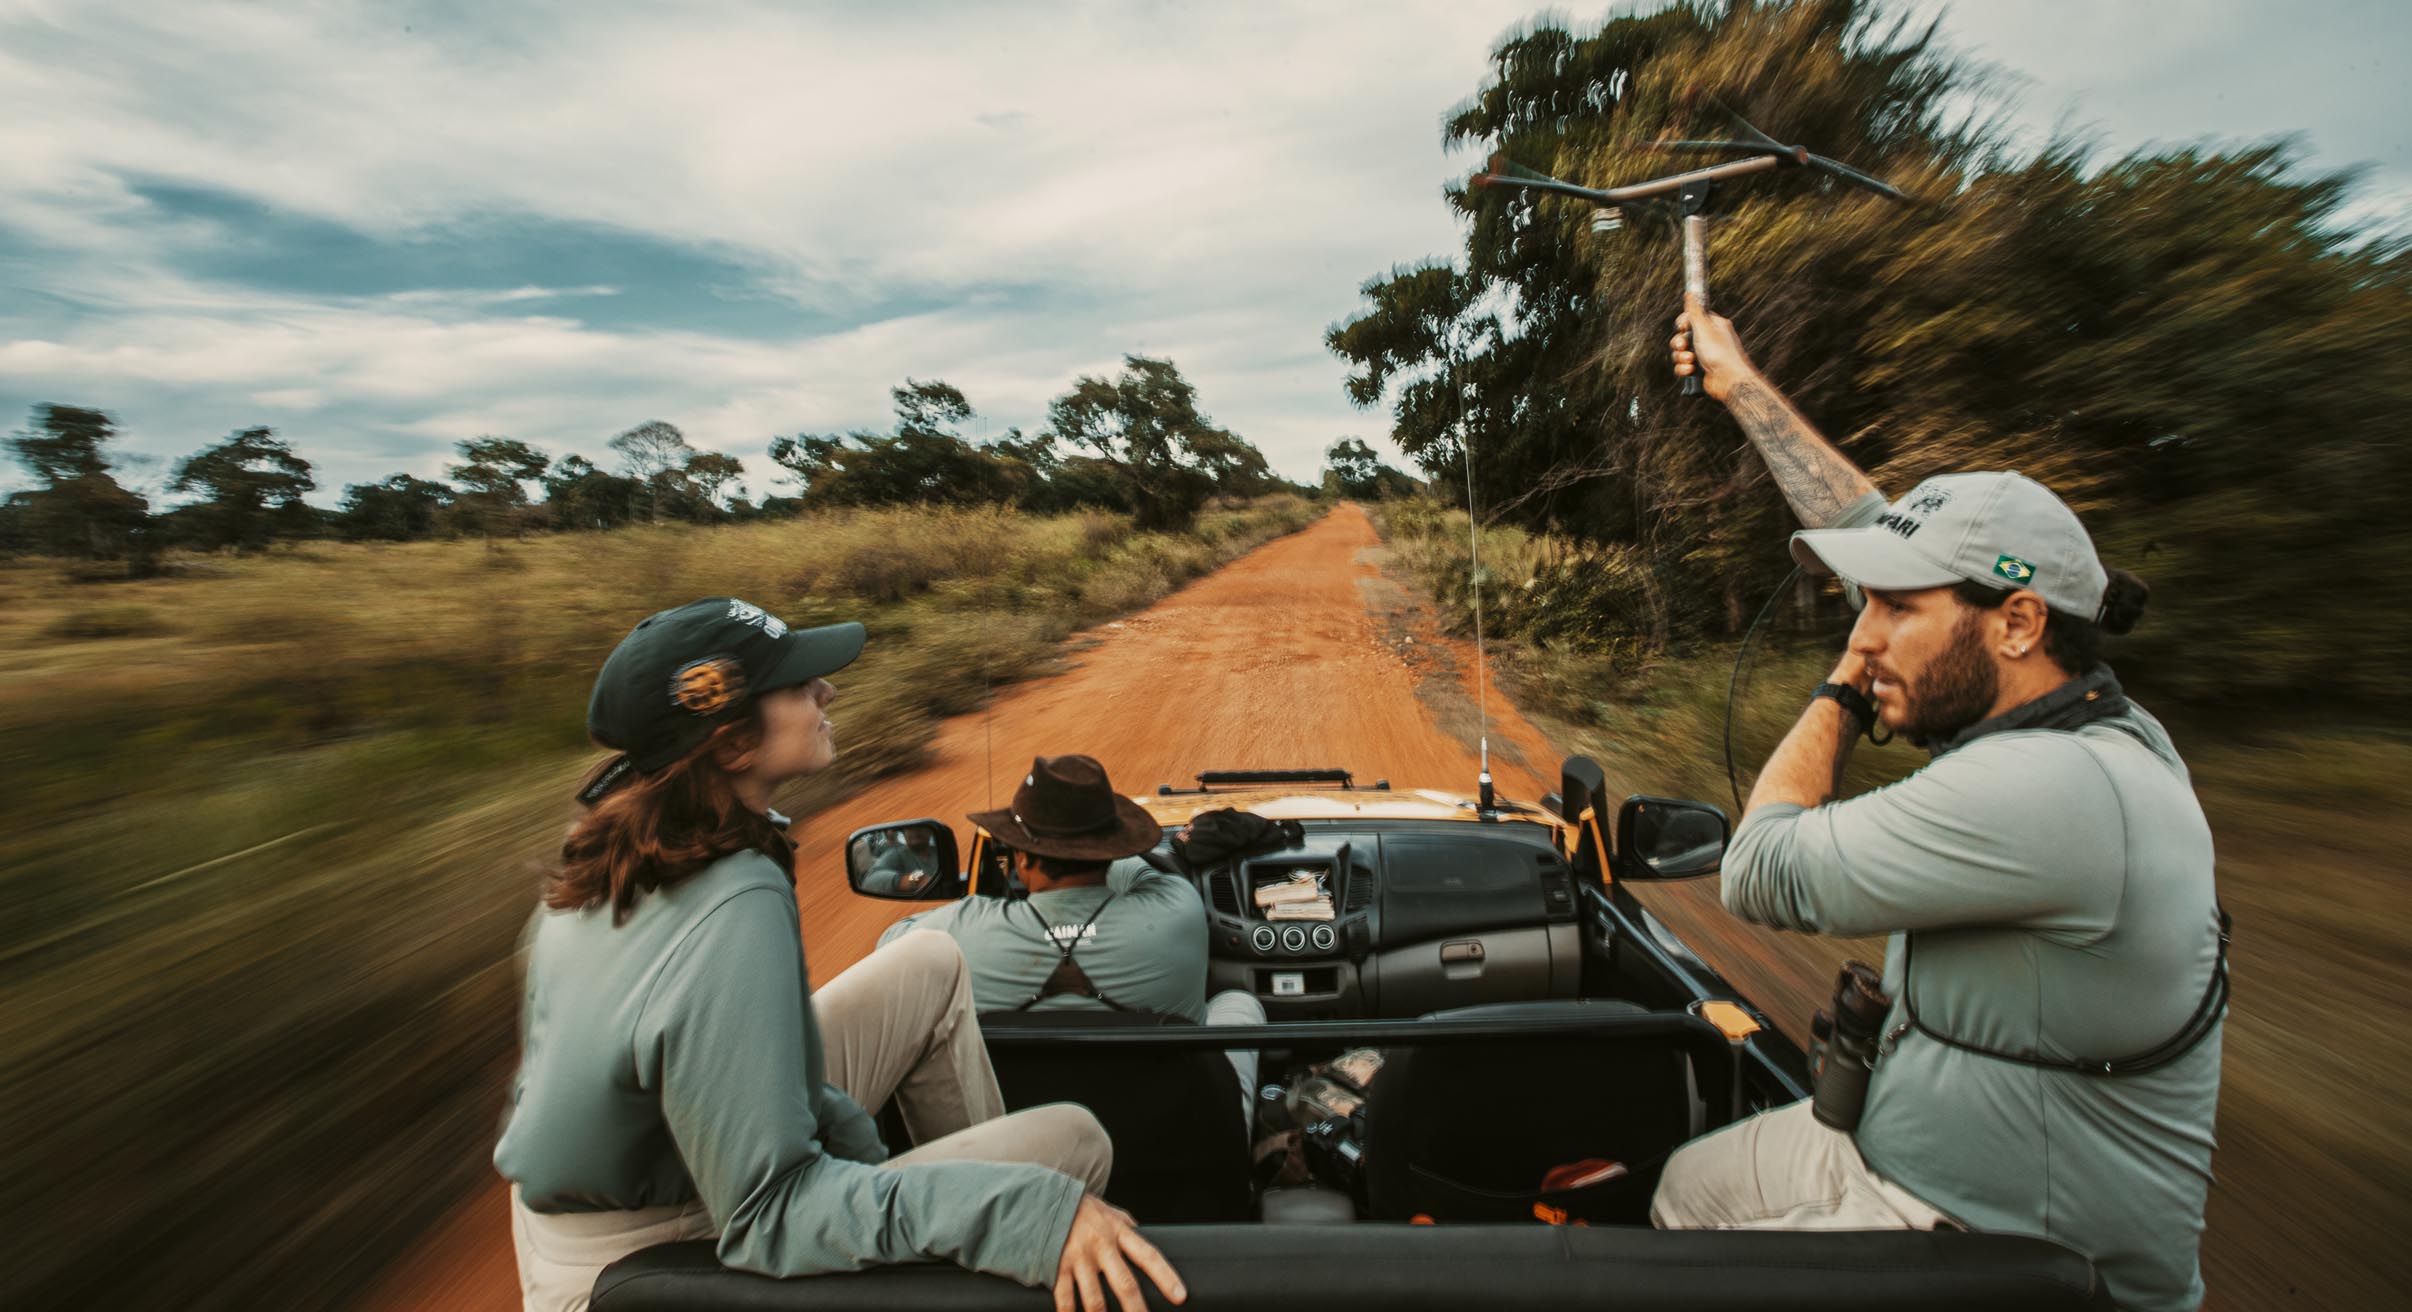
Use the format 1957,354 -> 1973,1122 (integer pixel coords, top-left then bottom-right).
493,849 -> 1083,1287
878,860 -> 1207,1017
1722,691 -> 2222,1312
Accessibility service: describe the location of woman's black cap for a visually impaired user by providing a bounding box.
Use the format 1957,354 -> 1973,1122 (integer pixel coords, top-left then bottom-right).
583,598 -> 863,792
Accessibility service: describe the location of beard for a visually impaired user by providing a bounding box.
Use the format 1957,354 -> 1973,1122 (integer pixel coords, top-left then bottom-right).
1883,608 -> 1999,742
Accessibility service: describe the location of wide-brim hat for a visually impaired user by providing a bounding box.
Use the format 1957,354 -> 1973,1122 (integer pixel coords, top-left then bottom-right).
970,754 -> 1162,861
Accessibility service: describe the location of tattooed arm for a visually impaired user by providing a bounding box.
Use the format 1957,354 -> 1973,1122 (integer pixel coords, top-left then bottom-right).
1670,296 -> 1881,529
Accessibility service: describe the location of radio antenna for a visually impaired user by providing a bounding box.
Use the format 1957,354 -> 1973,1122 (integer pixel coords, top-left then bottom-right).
1455,314 -> 1496,815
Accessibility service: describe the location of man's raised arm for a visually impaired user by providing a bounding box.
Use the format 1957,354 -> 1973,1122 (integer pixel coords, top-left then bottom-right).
1671,295 -> 1880,529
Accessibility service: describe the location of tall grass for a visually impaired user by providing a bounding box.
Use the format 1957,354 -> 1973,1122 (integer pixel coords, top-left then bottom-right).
0,495 -> 1314,1311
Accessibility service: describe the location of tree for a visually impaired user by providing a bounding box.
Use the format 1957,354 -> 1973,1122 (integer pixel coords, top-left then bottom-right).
543,454 -> 641,531
609,421 -> 693,523
1044,355 -> 1266,529
446,436 -> 549,537
1331,0 -> 2412,701
682,450 -> 746,514
168,426 -> 316,551
338,474 -> 452,541
6,404 -> 151,561
1323,437 -> 1416,500
769,380 -> 1023,509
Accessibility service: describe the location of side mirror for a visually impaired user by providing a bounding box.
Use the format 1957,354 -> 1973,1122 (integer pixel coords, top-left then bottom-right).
845,820 -> 965,901
1614,795 -> 1730,880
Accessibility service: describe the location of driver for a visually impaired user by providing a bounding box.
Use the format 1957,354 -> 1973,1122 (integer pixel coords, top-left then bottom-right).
859,826 -> 939,897
880,755 -> 1265,1122
1651,302 -> 2224,1312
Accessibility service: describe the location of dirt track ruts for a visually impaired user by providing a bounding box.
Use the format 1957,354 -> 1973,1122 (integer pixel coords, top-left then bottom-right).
355,502 -> 1568,1310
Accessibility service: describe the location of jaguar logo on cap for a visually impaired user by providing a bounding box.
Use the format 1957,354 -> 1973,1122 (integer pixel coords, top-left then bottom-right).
670,656 -> 746,716
1907,485 -> 1954,515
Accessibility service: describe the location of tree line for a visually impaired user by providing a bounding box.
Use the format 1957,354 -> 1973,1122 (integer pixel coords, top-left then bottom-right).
2,355 -> 1350,568
1327,0 -> 2412,707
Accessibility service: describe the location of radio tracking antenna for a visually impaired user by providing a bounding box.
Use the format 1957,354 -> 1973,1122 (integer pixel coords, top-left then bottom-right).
1454,317 -> 1496,816
1471,102 -> 1912,396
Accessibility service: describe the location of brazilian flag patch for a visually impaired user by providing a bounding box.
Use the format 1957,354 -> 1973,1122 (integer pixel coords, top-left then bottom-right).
1993,554 -> 2036,585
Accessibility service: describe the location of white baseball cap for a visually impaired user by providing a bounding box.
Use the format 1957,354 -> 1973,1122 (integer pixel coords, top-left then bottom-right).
1790,472 -> 2110,619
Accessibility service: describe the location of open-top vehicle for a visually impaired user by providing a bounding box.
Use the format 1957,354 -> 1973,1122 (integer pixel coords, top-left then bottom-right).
591,760 -> 2112,1310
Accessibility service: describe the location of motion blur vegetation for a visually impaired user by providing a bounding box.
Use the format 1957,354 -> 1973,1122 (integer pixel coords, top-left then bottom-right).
1332,0 -> 2411,705
0,494 -> 1313,1311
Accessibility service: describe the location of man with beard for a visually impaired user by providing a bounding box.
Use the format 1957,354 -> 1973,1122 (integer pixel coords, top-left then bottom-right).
1649,302 -> 2225,1312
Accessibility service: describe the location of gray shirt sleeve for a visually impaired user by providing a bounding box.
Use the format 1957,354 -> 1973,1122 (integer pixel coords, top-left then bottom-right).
1722,735 -> 2126,940
637,887 -> 1082,1286
878,897 -> 966,947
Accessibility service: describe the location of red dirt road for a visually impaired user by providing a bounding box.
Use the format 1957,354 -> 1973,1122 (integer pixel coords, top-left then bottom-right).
356,502 -> 1568,1310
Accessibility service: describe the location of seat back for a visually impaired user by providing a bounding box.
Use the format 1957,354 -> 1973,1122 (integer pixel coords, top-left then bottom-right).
596,1225 -> 2114,1311
1361,1000 -> 1698,1225
978,1009 -> 1252,1223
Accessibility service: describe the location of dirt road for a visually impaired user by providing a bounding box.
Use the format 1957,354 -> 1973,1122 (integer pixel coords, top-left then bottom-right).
357,502 -> 1570,1310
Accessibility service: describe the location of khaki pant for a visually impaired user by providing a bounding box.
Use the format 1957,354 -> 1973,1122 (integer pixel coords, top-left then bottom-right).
1204,988 -> 1266,1131
1650,1098 -> 1957,1231
512,929 -> 1110,1312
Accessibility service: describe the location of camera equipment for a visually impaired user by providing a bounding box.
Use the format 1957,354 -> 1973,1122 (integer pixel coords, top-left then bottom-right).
1810,960 -> 1892,1132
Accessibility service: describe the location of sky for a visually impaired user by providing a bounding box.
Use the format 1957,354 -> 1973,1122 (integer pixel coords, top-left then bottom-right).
0,0 -> 2402,505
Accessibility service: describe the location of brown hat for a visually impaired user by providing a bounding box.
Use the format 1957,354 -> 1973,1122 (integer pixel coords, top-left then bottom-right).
970,755 -> 1163,861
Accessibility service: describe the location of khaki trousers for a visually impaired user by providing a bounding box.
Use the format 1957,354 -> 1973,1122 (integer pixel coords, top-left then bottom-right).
512,929 -> 1110,1312
1650,1097 -> 1956,1231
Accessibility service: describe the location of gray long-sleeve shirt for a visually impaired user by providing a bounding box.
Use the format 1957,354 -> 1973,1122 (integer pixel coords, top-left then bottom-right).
493,849 -> 1083,1287
1723,698 -> 2222,1311
878,860 -> 1208,1017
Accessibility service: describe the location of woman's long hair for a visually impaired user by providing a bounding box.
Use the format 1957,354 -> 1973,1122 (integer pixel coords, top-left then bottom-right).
547,711 -> 792,924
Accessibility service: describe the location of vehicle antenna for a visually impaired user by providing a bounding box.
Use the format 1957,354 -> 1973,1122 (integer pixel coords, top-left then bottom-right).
1455,312 -> 1495,815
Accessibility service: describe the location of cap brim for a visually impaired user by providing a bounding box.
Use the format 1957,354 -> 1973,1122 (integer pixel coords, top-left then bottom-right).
760,620 -> 866,694
969,797 -> 1164,862
1789,527 -> 1962,592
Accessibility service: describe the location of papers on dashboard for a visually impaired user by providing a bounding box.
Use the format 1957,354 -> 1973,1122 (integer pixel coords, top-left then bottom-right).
1254,869 -> 1336,921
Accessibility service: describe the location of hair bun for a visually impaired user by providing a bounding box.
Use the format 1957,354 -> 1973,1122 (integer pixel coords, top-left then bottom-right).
2098,567 -> 2149,636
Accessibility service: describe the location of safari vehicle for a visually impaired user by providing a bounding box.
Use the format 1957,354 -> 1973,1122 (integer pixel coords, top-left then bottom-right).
591,761 -> 2114,1311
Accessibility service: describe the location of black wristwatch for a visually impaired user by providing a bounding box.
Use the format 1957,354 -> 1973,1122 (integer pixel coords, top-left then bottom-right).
1812,682 -> 1885,742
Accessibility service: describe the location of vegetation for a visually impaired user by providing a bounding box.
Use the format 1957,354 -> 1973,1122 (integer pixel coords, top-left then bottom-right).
0,495 -> 1315,1311
1320,437 -> 1421,501
1330,0 -> 2411,705
3,356 -> 1305,567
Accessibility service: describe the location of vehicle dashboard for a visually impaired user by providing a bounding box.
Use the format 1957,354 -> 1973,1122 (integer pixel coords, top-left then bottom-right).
1186,820 -> 1585,1019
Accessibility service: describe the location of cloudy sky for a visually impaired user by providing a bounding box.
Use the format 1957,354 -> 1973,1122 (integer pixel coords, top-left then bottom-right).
1,0 -> 2402,503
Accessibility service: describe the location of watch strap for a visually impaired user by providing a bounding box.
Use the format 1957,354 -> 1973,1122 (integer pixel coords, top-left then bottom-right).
1812,681 -> 1878,726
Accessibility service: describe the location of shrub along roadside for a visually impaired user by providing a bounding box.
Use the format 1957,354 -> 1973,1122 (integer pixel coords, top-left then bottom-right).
0,495 -> 1314,1312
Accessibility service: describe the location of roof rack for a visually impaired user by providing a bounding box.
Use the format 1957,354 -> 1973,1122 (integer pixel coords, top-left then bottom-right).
1157,769 -> 1390,796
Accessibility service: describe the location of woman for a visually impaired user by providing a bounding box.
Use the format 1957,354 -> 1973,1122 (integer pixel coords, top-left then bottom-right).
493,597 -> 1185,1312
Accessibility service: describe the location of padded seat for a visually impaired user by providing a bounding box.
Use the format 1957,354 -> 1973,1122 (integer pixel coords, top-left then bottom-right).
977,1009 -> 1251,1224
1361,999 -> 1698,1225
593,1224 -> 2113,1310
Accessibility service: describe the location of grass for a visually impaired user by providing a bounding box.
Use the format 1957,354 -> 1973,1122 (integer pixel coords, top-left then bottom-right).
0,495 -> 1317,1312
1371,500 -> 2412,1307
